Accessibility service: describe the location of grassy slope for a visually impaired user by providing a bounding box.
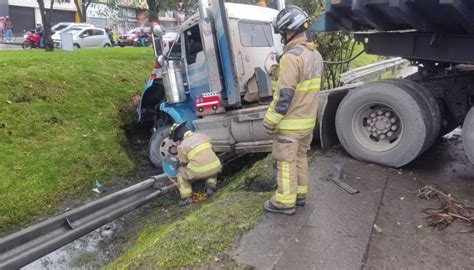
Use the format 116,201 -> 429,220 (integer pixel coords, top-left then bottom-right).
0,48 -> 153,232
106,155 -> 275,269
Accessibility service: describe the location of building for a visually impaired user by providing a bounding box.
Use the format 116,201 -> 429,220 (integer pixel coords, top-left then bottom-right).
87,0 -> 149,34
0,0 -> 151,36
1,0 -> 76,35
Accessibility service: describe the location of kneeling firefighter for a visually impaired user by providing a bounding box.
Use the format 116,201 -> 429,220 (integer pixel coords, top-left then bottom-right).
169,122 -> 222,206
262,5 -> 324,215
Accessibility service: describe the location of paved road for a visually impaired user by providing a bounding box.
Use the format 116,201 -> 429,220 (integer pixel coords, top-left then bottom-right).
233,136 -> 474,269
0,42 -> 22,50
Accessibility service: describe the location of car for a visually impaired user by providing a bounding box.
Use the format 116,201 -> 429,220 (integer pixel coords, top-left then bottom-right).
53,27 -> 111,49
117,27 -> 152,47
51,22 -> 94,39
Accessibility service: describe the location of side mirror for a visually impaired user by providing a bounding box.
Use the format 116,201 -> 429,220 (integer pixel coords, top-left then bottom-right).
153,24 -> 165,37
157,55 -> 166,66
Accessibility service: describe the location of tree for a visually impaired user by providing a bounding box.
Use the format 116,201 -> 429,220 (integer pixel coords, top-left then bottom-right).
36,0 -> 56,51
288,0 -> 359,89
73,0 -> 93,23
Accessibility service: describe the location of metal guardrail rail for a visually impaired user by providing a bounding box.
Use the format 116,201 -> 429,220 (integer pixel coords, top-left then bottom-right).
340,57 -> 406,84
0,174 -> 174,269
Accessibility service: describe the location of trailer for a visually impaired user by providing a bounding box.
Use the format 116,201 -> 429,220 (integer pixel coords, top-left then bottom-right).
311,0 -> 474,166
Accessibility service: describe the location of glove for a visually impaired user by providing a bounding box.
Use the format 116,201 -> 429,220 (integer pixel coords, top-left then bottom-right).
263,120 -> 277,135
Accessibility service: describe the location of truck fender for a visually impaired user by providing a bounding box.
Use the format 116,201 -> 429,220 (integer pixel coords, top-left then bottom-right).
137,79 -> 165,124
159,102 -> 196,131
317,83 -> 363,150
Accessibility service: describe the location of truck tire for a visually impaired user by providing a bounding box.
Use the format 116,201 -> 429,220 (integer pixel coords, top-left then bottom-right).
462,107 -> 474,164
335,81 -> 431,167
385,79 -> 441,152
148,125 -> 171,169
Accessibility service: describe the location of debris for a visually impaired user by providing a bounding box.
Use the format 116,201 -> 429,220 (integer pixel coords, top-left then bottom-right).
192,191 -> 207,203
373,224 -> 383,233
400,196 -> 405,201
397,222 -> 401,226
295,238 -> 299,243
213,256 -> 221,262
93,180 -> 106,193
331,165 -> 360,195
416,224 -> 423,229
418,185 -> 474,229
6,100 -> 12,104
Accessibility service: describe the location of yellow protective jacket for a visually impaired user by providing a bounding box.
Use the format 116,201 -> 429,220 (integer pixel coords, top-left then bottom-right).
177,131 -> 222,176
264,36 -> 324,131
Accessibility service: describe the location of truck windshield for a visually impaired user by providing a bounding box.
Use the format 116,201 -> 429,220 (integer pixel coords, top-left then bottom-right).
163,32 -> 181,59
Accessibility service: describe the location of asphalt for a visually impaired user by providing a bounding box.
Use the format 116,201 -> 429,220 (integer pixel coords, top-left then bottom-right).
232,135 -> 474,269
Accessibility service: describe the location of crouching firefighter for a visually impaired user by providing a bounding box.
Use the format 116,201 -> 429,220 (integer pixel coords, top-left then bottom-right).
262,5 -> 324,215
169,122 -> 222,206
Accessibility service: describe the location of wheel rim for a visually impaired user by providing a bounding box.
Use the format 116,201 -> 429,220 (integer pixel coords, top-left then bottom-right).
159,137 -> 177,161
352,103 -> 404,152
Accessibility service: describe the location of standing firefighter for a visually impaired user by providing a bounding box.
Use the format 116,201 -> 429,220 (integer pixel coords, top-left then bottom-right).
169,122 -> 222,206
262,5 -> 323,215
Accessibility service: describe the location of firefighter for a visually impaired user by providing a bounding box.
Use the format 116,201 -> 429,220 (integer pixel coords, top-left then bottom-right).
262,5 -> 323,215
169,122 -> 222,206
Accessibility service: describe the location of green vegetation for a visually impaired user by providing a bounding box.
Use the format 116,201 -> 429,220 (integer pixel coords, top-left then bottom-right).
106,155 -> 275,269
0,48 -> 153,232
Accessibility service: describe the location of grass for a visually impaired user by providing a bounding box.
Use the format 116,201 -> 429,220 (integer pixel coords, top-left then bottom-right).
0,47 -> 154,233
105,155 -> 275,269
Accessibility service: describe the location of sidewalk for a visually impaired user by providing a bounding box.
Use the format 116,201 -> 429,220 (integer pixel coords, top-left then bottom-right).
232,140 -> 474,269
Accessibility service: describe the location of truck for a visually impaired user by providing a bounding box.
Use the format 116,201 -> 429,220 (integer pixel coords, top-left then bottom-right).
137,0 -> 474,175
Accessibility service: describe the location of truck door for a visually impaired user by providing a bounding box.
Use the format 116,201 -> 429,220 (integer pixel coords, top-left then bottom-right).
182,24 -> 210,98
233,20 -> 277,93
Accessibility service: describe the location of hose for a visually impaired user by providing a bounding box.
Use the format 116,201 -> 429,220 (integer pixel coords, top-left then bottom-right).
323,50 -> 365,65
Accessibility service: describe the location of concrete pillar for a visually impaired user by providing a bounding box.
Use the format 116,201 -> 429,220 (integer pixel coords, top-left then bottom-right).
0,0 -> 8,17
34,8 -> 41,24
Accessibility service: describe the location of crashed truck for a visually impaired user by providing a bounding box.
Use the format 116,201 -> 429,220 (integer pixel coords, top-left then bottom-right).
137,0 -> 474,176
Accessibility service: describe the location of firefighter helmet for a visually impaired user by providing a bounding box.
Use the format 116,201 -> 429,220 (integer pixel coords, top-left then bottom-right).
273,5 -> 309,34
169,121 -> 188,142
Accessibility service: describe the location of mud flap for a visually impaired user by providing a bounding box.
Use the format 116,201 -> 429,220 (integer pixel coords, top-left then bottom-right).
317,83 -> 363,151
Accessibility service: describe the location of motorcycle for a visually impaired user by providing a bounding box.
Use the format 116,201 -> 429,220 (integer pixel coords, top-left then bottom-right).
22,30 -> 42,49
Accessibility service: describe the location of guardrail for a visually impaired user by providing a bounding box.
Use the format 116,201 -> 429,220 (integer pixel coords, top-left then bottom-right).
340,57 -> 407,84
0,174 -> 174,269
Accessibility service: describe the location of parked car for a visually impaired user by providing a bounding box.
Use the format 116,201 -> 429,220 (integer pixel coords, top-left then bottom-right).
53,27 -> 111,49
51,22 -> 93,39
117,28 -> 152,47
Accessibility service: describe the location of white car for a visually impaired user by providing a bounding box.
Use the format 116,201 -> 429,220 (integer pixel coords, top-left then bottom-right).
54,27 -> 111,49
51,22 -> 93,39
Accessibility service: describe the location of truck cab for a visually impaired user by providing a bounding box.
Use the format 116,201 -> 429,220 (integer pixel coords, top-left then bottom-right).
138,1 -> 283,172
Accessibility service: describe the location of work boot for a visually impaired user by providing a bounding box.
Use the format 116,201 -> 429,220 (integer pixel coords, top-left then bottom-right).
178,197 -> 193,207
296,197 -> 306,207
263,200 -> 295,215
206,187 -> 215,198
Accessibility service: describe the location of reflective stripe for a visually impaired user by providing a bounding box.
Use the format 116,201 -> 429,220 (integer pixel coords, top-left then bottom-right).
278,118 -> 316,130
264,110 -> 284,124
297,185 -> 308,194
188,142 -> 212,160
207,177 -> 217,185
281,161 -> 290,194
188,159 -> 221,173
179,186 -> 193,197
272,80 -> 278,91
296,78 -> 321,92
275,192 -> 297,204
184,131 -> 193,138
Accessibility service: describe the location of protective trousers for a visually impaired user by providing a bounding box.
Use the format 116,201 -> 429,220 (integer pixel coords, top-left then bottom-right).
177,166 -> 218,199
270,129 -> 313,208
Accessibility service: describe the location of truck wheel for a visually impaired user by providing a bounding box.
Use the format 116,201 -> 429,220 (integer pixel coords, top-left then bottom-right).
148,125 -> 171,169
385,79 -> 441,152
335,81 -> 431,167
462,107 -> 474,164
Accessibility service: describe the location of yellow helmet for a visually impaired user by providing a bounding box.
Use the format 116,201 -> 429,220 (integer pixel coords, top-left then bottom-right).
169,121 -> 188,142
